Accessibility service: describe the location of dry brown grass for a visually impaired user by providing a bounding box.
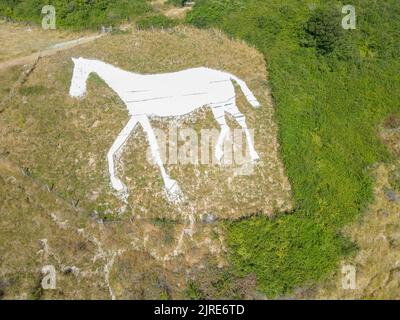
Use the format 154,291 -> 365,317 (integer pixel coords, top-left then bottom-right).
0,20 -> 91,63
0,26 -> 292,221
1,25 -> 292,299
164,7 -> 192,20
0,158 -> 109,299
149,0 -> 193,20
0,64 -> 23,102
0,156 -> 230,299
381,126 -> 400,157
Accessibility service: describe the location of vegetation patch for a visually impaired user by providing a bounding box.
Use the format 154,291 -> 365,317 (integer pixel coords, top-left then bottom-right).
0,0 -> 153,30
187,0 -> 400,297
297,161 -> 400,299
299,6 -> 343,56
136,14 -> 178,30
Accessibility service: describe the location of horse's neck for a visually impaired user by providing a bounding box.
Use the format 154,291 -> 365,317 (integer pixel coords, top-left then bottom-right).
88,60 -> 139,87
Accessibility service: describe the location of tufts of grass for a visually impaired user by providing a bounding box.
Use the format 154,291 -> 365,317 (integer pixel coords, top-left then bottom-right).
136,14 -> 179,30
186,281 -> 205,300
19,85 -> 48,96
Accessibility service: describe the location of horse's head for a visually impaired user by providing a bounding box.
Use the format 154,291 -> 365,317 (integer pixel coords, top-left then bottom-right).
69,57 -> 90,98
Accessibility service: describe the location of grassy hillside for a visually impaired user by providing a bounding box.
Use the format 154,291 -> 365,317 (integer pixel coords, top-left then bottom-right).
187,0 -> 400,297
1,27 -> 283,299
1,0 -> 399,299
0,26 -> 291,221
298,121 -> 400,299
0,20 -> 92,63
0,158 -> 110,299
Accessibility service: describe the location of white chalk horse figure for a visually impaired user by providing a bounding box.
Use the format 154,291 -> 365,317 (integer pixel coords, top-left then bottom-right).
69,57 -> 260,203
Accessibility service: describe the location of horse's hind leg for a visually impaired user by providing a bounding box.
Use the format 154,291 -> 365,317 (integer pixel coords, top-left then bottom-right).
225,103 -> 260,161
211,105 -> 230,163
138,115 -> 183,204
107,116 -> 138,197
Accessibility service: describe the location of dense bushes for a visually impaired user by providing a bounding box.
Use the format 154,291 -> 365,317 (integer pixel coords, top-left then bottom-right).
299,6 -> 343,55
0,0 -> 153,30
187,0 -> 400,297
0,1 -> 181,30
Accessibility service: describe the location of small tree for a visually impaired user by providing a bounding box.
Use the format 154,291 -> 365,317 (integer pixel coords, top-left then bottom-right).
300,7 -> 343,55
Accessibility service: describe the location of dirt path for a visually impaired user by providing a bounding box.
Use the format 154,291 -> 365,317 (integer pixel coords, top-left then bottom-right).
0,34 -> 105,71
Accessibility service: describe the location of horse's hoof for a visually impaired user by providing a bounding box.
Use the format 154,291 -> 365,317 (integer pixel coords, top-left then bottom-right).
215,149 -> 223,164
250,151 -> 260,162
111,178 -> 126,192
111,179 -> 129,203
164,179 -> 184,204
118,191 -> 129,204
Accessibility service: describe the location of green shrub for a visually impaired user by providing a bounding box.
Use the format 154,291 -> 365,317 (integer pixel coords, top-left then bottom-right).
167,0 -> 186,7
0,0 -> 153,30
186,0 -> 231,28
19,85 -> 48,96
188,0 -> 400,297
299,6 -> 343,55
185,282 -> 205,300
136,14 -> 178,30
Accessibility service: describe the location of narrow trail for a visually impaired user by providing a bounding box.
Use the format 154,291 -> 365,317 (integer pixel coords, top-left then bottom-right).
0,34 -> 105,71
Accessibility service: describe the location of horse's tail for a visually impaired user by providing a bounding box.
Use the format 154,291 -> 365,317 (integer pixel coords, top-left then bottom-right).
227,73 -> 260,108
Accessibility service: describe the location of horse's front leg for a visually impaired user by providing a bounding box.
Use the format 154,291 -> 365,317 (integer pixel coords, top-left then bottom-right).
107,116 -> 138,199
211,105 -> 230,163
138,115 -> 184,204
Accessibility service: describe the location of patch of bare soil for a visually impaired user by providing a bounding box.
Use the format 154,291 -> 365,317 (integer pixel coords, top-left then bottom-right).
164,7 -> 192,20
150,0 -> 193,20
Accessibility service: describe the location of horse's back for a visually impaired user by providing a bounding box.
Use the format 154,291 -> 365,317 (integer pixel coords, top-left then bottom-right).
119,67 -> 235,117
